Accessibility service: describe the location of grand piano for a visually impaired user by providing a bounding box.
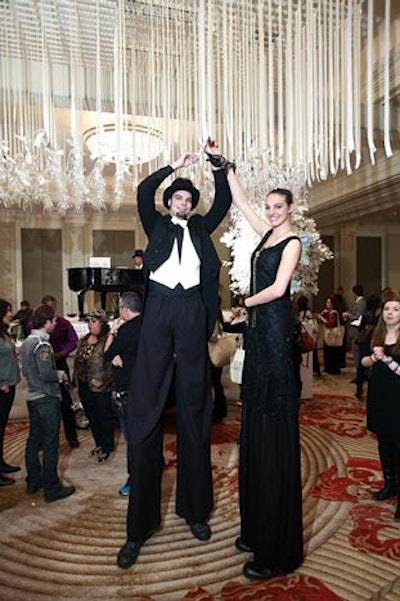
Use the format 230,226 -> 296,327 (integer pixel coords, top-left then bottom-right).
68,267 -> 144,319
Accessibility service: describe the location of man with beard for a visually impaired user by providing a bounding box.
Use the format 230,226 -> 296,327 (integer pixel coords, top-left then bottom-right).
117,150 -> 232,569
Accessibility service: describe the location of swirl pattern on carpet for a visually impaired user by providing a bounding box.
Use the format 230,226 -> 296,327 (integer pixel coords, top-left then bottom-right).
1,395 -> 400,601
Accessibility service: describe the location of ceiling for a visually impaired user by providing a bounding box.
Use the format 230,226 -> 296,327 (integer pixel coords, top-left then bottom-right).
0,1 -> 377,69
0,0 -> 399,222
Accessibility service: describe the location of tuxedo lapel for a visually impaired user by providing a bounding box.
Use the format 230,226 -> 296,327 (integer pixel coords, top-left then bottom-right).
188,218 -> 202,259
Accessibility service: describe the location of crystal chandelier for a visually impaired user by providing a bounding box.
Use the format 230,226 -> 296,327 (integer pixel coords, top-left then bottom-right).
0,0 -> 395,212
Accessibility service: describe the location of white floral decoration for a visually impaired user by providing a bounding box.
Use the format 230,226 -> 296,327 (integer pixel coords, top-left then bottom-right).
66,140 -> 90,213
221,154 -> 333,297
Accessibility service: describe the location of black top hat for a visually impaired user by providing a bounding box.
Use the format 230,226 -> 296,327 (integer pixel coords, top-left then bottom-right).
132,249 -> 143,258
162,178 -> 200,210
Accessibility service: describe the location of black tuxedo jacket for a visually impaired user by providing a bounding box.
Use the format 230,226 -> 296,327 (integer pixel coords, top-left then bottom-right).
137,165 -> 232,337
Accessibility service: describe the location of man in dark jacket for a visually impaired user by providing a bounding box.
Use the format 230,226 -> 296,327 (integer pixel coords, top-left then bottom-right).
117,151 -> 232,569
103,291 -> 142,496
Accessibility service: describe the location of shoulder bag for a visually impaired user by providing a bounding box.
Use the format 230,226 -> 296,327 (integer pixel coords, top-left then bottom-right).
324,312 -> 344,347
299,325 -> 315,353
208,334 -> 237,368
230,338 -> 245,384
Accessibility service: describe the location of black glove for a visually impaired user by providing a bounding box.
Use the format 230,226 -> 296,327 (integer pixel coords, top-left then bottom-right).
205,151 -> 236,173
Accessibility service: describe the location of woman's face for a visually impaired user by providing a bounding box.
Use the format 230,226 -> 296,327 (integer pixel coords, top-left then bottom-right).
265,192 -> 292,228
382,301 -> 400,327
88,318 -> 103,336
326,298 -> 333,310
2,305 -> 12,326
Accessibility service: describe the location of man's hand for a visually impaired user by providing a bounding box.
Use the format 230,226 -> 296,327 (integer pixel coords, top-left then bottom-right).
110,318 -> 124,335
171,152 -> 199,171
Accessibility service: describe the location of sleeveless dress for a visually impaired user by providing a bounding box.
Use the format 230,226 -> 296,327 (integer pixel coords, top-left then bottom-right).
239,231 -> 304,572
367,344 -> 400,441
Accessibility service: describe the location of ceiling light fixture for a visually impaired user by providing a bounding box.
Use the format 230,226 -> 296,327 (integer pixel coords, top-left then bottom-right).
83,123 -> 164,165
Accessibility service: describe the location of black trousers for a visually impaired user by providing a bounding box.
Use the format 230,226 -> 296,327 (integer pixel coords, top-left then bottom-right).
127,284 -> 214,541
55,356 -> 77,444
0,385 -> 16,465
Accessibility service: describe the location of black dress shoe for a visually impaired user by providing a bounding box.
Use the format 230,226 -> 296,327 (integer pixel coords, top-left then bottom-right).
0,463 -> 21,474
97,452 -> 110,463
187,521 -> 211,541
0,474 -> 15,486
26,483 -> 42,494
243,561 -> 283,580
45,485 -> 76,503
235,537 -> 253,553
117,540 -> 142,569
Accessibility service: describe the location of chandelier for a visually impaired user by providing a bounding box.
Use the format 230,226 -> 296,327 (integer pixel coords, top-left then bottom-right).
0,0 -> 395,212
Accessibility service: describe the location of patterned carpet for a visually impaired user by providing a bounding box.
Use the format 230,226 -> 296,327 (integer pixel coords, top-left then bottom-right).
1,369 -> 400,601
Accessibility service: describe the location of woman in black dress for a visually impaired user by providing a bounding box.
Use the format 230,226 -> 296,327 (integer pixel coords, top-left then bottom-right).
206,141 -> 303,580
0,299 -> 21,485
361,292 -> 400,518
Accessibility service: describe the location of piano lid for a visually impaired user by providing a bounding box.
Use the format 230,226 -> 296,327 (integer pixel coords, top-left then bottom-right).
68,266 -> 144,293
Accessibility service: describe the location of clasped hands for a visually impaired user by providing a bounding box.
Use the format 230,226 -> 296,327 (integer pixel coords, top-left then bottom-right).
371,346 -> 385,362
171,138 -> 235,172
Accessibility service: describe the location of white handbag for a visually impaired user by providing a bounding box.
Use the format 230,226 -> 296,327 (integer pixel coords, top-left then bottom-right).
230,343 -> 245,385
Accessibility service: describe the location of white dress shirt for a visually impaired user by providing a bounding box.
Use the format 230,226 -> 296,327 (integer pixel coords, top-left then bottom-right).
149,217 -> 201,289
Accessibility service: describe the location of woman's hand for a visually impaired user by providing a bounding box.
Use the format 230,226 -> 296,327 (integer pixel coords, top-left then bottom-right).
205,137 -> 219,155
372,346 -> 384,361
0,384 -> 10,393
111,355 -> 123,368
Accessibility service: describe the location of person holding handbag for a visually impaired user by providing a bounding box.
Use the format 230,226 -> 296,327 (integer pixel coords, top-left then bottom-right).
317,295 -> 342,375
296,294 -> 321,377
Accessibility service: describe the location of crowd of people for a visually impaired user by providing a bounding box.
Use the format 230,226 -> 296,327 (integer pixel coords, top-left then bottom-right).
1,141 -> 400,582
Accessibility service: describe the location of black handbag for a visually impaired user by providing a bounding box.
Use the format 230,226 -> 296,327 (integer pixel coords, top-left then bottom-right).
111,391 -> 128,418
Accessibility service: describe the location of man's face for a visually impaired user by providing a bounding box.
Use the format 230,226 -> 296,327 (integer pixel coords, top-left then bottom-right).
45,300 -> 57,311
46,316 -> 57,334
168,190 -> 193,219
132,256 -> 143,268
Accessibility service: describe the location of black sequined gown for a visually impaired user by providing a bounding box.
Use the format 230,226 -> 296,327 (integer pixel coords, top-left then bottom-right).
239,231 -> 304,572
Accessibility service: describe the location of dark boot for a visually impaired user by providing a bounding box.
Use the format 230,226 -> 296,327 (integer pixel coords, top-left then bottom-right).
375,471 -> 397,500
355,382 -> 363,399
212,400 -> 227,423
374,438 -> 397,501
395,494 -> 400,521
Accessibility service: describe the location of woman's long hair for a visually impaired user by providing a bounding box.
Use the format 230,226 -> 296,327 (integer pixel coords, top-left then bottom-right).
370,291 -> 400,354
0,299 -> 11,340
